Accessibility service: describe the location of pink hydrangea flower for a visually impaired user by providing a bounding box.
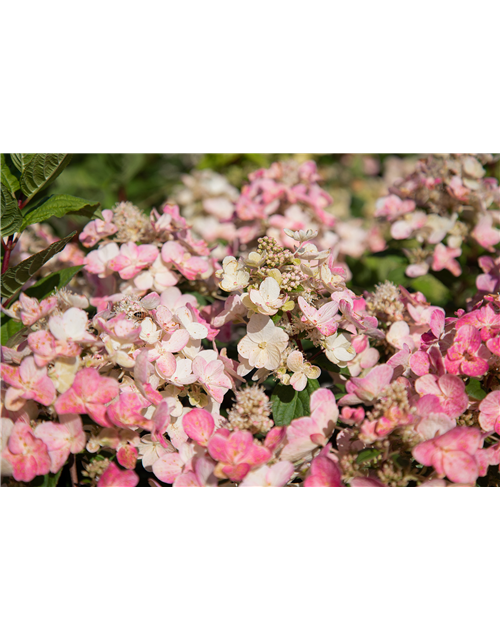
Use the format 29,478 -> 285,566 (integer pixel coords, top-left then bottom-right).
97,462 -> 139,487
192,353 -> 232,403
55,368 -> 119,427
161,241 -> 208,280
472,214 -> 500,252
106,392 -> 154,431
476,255 -> 500,293
34,414 -> 86,473
173,456 -> 218,487
414,374 -> 468,419
412,426 -> 482,484
27,329 -> 79,367
84,242 -> 120,277
338,364 -> 393,406
432,243 -> 461,277
207,429 -> 272,482
108,242 -> 159,279
12,293 -> 57,326
1,356 -> 56,411
240,461 -> 294,487
303,446 -> 343,487
457,303 -> 500,341
444,325 -> 490,377
2,419 -> 51,482
152,442 -> 199,484
298,296 -> 338,336
478,390 -> 500,434
79,209 -> 117,247
374,195 -> 415,221
281,389 -> 339,462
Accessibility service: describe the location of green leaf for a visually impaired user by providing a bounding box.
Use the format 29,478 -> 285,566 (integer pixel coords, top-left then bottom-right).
1,232 -> 77,299
11,153 -> 35,173
0,314 -> 24,345
20,194 -> 100,232
312,353 -> 338,372
1,154 -> 20,195
19,154 -> 72,206
24,265 -> 83,301
466,378 -> 487,400
366,255 -> 409,287
1,180 -> 23,237
271,378 -> 320,426
411,274 -> 451,306
356,449 -> 381,464
271,310 -> 283,325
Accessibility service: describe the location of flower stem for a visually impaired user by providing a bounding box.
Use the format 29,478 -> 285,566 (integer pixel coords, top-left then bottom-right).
69,454 -> 79,487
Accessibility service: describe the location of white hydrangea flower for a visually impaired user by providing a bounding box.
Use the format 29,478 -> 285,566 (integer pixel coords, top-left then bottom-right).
324,332 -> 356,366
218,256 -> 250,292
175,306 -> 208,340
286,350 -> 321,391
137,434 -> 175,471
237,313 -> 289,370
249,277 -> 285,316
140,317 -> 162,344
284,228 -> 318,243
48,308 -> 95,343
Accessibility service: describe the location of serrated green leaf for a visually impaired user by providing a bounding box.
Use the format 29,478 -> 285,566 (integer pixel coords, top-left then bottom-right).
411,274 -> 451,306
20,194 -> 100,232
19,154 -> 72,206
24,265 -> 83,301
11,153 -> 35,173
465,378 -> 487,400
1,180 -> 23,237
1,232 -> 77,299
356,449 -> 381,464
0,314 -> 24,345
1,154 -> 20,195
271,378 -> 320,426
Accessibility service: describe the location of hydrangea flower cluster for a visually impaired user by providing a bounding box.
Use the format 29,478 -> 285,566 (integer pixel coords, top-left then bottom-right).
374,154 -> 500,278
2,154 -> 500,487
171,159 -> 387,272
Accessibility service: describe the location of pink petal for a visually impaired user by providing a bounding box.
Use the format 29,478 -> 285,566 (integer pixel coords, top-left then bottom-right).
442,451 -> 478,484
182,409 -> 215,447
117,444 -> 138,470
55,386 -> 86,415
32,376 -> 56,406
152,452 -> 183,483
97,462 -> 139,487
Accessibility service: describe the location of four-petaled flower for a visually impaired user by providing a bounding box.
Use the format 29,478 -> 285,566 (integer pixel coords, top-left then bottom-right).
444,325 -> 490,377
1,356 -> 56,411
55,368 -> 119,427
237,313 -> 289,370
286,350 -> 320,391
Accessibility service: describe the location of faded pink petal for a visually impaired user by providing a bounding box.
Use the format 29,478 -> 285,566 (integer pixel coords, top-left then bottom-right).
152,452 -> 184,484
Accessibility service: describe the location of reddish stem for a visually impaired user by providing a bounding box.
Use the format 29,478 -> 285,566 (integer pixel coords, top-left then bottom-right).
1,236 -> 14,275
309,349 -> 323,362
